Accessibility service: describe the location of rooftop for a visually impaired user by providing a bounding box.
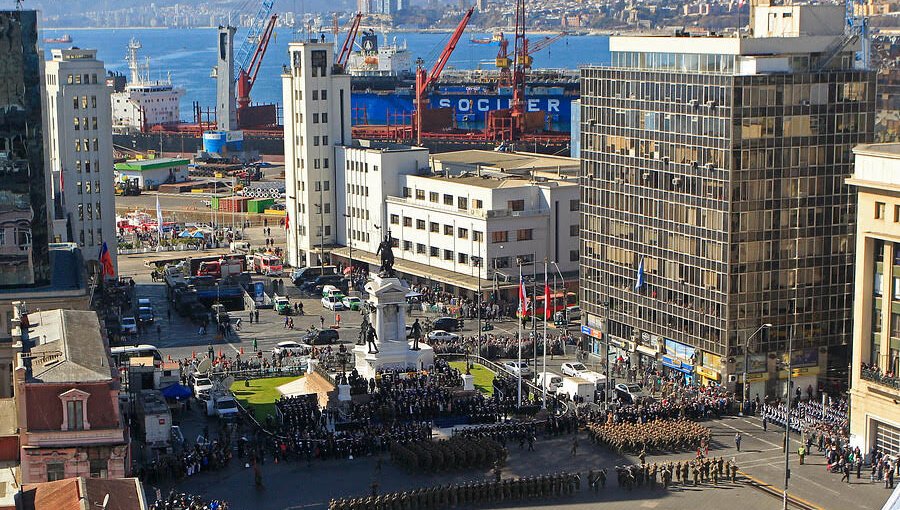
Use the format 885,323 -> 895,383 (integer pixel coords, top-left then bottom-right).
348,140 -> 428,153
428,174 -> 528,189
431,150 -> 579,174
0,399 -> 17,436
21,477 -> 147,510
853,143 -> 900,160
0,244 -> 87,297
115,157 -> 190,171
50,48 -> 98,61
25,309 -> 113,383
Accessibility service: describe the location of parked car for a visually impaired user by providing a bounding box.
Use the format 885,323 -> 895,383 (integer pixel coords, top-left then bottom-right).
560,361 -> 588,377
192,377 -> 213,399
426,330 -> 459,342
273,341 -> 310,356
301,329 -> 340,345
120,317 -> 138,335
615,383 -> 650,404
321,295 -> 345,311
274,296 -> 292,315
503,361 -> 533,378
433,317 -> 463,332
301,275 -> 348,294
342,296 -> 362,311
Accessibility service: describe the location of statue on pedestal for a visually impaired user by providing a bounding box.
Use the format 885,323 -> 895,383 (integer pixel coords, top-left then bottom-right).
365,322 -> 379,354
376,233 -> 395,278
410,318 -> 422,351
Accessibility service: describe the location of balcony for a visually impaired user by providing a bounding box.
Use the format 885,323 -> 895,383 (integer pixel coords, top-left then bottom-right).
860,364 -> 900,392
486,208 -> 549,219
385,196 -> 487,219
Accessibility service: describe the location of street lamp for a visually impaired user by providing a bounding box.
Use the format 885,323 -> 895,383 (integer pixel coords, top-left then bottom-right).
342,213 -> 353,275
472,255 -> 483,357
742,323 -> 773,415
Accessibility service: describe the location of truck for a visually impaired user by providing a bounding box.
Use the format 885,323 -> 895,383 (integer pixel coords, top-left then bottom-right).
578,370 -> 609,394
136,390 -> 173,447
274,295 -> 292,315
186,254 -> 246,278
206,392 -> 239,421
197,258 -> 244,278
253,254 -> 283,276
557,376 -> 596,403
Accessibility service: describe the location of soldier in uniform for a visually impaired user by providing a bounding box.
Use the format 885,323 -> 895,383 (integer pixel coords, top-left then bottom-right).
730,461 -> 738,483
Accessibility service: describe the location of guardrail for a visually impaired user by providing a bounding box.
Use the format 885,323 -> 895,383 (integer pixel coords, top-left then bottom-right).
212,364 -> 307,381
861,366 -> 900,391
436,352 -> 543,395
313,360 -> 336,386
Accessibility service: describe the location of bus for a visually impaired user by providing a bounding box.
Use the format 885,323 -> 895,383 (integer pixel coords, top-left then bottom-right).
532,292 -> 577,319
110,344 -> 163,367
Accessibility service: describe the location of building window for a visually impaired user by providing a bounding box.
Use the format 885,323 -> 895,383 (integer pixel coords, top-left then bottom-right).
416,243 -> 426,254
570,199 -> 579,212
458,227 -> 468,239
322,113 -> 328,123
46,462 -> 65,482
403,216 -> 412,227
416,189 -> 425,200
312,113 -> 319,124
443,249 -> 453,261
89,459 -> 108,479
77,182 -> 83,195
458,197 -> 468,210
90,96 -> 97,108
416,219 -> 425,230
323,158 -> 329,169
492,256 -> 510,269
491,231 -> 508,243
312,90 -> 319,100
443,194 -> 453,206
570,250 -> 579,262
390,214 -> 399,225
473,231 -> 484,242
458,252 -> 468,264
876,201 -> 886,219
403,187 -> 411,198
321,90 -> 327,100
429,222 -> 439,233
429,192 -> 438,203
444,224 -> 453,236
73,117 -> 80,131
508,200 -> 525,211
73,96 -> 78,109
430,246 -> 439,257
570,224 -> 578,236
516,229 -> 533,241
66,400 -> 85,430
473,199 -> 483,209
403,240 -> 412,251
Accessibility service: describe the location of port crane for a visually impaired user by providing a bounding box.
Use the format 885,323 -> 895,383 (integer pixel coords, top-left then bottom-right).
414,7 -> 475,145
236,13 -> 278,113
510,0 -> 527,137
335,13 -> 363,70
815,0 -> 870,71
496,31 -> 567,85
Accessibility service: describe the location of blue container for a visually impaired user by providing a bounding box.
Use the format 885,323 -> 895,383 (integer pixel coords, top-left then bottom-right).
203,131 -> 227,153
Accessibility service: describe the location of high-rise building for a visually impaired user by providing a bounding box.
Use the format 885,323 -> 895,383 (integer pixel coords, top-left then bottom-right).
282,40 -> 352,268
848,143 -> 900,456
0,10 -> 52,287
44,48 -> 118,271
579,4 -> 875,397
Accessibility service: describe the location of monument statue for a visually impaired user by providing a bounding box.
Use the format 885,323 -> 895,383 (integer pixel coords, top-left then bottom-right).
410,318 -> 422,351
357,311 -> 370,346
376,233 -> 395,277
364,320 -> 379,354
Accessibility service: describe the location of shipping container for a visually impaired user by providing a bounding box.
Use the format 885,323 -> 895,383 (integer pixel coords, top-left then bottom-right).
247,198 -> 275,214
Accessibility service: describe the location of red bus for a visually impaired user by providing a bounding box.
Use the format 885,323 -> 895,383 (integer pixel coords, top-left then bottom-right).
532,291 -> 577,319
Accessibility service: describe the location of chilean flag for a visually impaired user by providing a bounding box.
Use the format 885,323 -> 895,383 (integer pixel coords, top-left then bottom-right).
544,281 -> 552,320
517,276 -> 528,318
99,241 -> 115,279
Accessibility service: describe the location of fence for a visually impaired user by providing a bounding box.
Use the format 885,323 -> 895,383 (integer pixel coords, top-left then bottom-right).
212,363 -> 307,381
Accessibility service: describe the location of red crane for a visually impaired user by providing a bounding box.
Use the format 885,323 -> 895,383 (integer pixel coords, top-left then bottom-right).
511,0 -> 527,136
415,7 -> 474,145
335,13 -> 363,70
236,13 -> 278,113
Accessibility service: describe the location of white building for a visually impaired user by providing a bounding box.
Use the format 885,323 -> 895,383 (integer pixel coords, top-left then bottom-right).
282,39 -> 352,268
44,48 -> 117,270
110,39 -> 183,132
335,141 -> 429,256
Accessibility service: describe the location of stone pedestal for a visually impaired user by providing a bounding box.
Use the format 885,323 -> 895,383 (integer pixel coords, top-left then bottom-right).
337,384 -> 351,401
353,274 -> 436,380
462,374 -> 475,391
307,358 -> 318,375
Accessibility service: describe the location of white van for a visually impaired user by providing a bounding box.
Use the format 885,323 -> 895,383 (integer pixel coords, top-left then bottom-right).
537,371 -> 563,394
558,376 -> 596,403
321,285 -> 344,298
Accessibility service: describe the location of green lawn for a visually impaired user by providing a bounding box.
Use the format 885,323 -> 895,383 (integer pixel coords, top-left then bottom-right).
230,376 -> 302,420
449,361 -> 495,395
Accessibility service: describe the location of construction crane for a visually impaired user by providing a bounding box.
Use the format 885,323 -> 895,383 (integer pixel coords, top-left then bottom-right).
235,0 -> 276,77
335,13 -> 363,70
525,32 -> 567,66
511,0 -> 527,136
815,0 -> 870,71
496,31 -> 566,83
414,7 -> 474,145
237,13 -> 278,113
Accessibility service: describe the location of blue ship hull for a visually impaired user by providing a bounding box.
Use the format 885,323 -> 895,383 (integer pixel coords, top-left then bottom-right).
351,91 -> 576,132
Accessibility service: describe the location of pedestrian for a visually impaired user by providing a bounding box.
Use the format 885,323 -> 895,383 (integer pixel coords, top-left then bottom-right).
734,432 -> 742,452
253,338 -> 259,352
798,445 -> 806,465
167,308 -> 172,324
320,316 -> 325,329
762,416 -> 767,432
571,436 -> 578,457
841,463 -> 851,484
255,309 -> 260,322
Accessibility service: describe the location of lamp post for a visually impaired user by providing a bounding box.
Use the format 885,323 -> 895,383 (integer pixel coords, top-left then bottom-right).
342,213 -> 352,274
742,323 -> 772,415
473,254 -> 483,358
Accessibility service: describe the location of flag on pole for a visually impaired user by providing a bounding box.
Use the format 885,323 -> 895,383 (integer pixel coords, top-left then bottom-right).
155,194 -> 163,235
544,279 -> 552,320
634,256 -> 645,291
517,276 -> 528,318
99,242 -> 115,279
284,213 -> 290,231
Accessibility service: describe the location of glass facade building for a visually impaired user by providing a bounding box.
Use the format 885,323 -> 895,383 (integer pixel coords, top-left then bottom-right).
580,26 -> 875,393
0,11 -> 50,287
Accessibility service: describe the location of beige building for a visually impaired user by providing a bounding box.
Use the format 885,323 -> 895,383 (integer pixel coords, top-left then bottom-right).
849,143 -> 900,456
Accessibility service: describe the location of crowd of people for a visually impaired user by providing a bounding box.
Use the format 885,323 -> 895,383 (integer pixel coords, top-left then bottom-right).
327,472 -> 582,510
425,333 -> 573,360
140,436 -> 234,484
594,457 -> 741,490
149,491 -> 230,510
390,436 -> 507,472
587,419 -> 711,454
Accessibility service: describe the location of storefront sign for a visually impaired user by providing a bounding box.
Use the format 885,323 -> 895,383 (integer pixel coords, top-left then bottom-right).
784,349 -> 819,368
748,353 -> 768,373
695,366 -> 719,381
662,355 -> 693,374
702,351 -> 722,368
581,325 -> 603,340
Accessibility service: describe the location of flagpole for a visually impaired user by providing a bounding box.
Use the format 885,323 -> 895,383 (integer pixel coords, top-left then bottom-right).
517,262 -> 523,409
542,258 -> 548,409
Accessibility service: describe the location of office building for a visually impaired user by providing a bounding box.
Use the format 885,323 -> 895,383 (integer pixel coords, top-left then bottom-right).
282,39 -> 352,268
579,3 -> 874,396
848,143 -> 900,456
0,10 -> 52,287
44,48 -> 118,270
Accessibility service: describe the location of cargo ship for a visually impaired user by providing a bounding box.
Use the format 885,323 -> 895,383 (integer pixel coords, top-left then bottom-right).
43,34 -> 72,44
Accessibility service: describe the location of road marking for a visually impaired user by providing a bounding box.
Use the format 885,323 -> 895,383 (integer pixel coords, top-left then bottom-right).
790,472 -> 841,496
717,419 -> 783,449
639,502 -> 660,508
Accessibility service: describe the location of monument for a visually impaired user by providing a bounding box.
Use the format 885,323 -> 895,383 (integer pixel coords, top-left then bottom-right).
353,235 -> 435,380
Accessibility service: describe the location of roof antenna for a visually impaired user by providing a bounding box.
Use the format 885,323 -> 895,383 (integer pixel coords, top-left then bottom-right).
15,0 -> 24,10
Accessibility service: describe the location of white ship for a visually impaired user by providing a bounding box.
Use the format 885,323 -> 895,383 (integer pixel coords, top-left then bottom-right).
111,39 -> 184,133
345,29 -> 412,79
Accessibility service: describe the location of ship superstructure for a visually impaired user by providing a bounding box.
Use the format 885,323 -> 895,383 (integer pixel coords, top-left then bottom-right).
110,38 -> 184,133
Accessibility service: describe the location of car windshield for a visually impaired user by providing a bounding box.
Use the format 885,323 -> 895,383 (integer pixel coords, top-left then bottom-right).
216,400 -> 237,410
122,318 -> 135,325
196,378 -> 211,386
626,384 -> 643,392
571,363 -> 587,371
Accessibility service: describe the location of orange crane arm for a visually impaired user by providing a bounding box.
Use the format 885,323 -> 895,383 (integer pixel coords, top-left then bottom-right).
336,13 -> 363,68
417,7 -> 474,97
247,14 -> 278,92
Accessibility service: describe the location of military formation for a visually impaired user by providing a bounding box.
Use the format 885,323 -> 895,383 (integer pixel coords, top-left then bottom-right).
587,419 -> 711,454
390,436 -> 507,473
328,472 -> 581,510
